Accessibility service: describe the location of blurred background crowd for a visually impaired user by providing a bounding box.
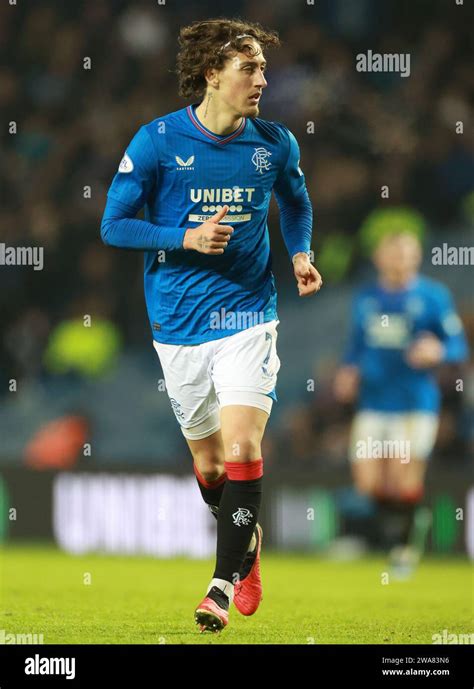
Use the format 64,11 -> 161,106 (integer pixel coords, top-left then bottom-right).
0,0 -> 472,471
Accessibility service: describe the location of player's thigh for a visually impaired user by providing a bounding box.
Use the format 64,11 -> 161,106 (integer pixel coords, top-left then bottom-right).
212,320 -> 279,462
212,319 -> 280,402
220,405 -> 270,462
186,430 -> 225,482
349,411 -> 385,495
153,339 -> 220,438
385,455 -> 428,499
386,459 -> 428,498
385,413 -> 437,496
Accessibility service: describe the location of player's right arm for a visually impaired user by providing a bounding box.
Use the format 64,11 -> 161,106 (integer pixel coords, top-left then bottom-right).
101,126 -> 233,255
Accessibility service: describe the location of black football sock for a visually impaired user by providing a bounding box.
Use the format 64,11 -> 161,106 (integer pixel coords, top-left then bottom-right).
213,459 -> 263,584
194,462 -> 258,554
194,463 -> 226,516
376,492 -> 422,549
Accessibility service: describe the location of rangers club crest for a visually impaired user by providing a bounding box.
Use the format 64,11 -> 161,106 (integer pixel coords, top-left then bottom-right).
251,147 -> 272,174
169,398 -> 185,420
232,507 -> 254,526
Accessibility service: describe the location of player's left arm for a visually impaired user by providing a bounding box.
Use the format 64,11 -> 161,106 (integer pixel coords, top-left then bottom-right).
407,286 -> 469,368
273,127 -> 322,297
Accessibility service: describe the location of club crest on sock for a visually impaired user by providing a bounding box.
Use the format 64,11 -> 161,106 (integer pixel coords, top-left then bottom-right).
232,507 -> 253,526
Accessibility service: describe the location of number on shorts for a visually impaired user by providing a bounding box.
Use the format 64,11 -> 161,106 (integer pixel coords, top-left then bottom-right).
262,332 -> 272,376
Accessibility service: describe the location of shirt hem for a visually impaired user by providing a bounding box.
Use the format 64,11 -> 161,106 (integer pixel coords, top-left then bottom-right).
152,316 -> 279,345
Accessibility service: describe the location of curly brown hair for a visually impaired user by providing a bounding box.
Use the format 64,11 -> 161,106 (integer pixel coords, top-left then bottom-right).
176,18 -> 281,99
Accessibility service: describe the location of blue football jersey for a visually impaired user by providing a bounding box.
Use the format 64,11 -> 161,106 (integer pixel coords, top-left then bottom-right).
343,276 -> 468,412
102,103 -> 312,345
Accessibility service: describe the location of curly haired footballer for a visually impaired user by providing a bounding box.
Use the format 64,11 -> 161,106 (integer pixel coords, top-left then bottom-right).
102,16 -> 322,634
176,18 -> 281,99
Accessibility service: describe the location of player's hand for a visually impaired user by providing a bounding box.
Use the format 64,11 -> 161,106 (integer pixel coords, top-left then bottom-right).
406,332 -> 445,368
333,365 -> 360,403
292,253 -> 322,296
183,205 -> 234,255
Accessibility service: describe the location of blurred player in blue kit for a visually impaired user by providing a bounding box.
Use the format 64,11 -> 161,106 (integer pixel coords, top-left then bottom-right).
334,230 -> 468,577
101,18 -> 322,631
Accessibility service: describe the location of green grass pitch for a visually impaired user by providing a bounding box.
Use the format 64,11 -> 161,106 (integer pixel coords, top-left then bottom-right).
0,545 -> 471,644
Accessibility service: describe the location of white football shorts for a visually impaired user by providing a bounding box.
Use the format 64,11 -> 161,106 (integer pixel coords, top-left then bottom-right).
153,319 -> 281,440
349,411 -> 439,463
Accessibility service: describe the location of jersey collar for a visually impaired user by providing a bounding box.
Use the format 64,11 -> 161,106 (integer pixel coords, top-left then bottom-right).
377,275 -> 420,295
187,104 -> 246,145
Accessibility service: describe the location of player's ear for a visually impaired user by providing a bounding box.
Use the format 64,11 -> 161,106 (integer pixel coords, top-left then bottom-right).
203,66 -> 219,89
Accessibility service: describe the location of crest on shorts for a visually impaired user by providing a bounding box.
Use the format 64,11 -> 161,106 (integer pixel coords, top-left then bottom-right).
232,507 -> 253,527
251,147 -> 272,174
169,397 -> 185,420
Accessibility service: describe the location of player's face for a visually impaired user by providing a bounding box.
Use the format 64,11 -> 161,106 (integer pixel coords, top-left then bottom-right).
373,234 -> 422,287
218,40 -> 268,117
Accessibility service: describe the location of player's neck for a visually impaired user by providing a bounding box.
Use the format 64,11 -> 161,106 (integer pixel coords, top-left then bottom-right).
194,96 -> 243,136
378,273 -> 418,292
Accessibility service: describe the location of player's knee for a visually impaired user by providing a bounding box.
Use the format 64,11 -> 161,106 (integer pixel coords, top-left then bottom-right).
225,437 -> 262,462
390,464 -> 424,497
192,450 -> 225,483
198,466 -> 225,483
194,455 -> 225,483
394,481 -> 424,503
